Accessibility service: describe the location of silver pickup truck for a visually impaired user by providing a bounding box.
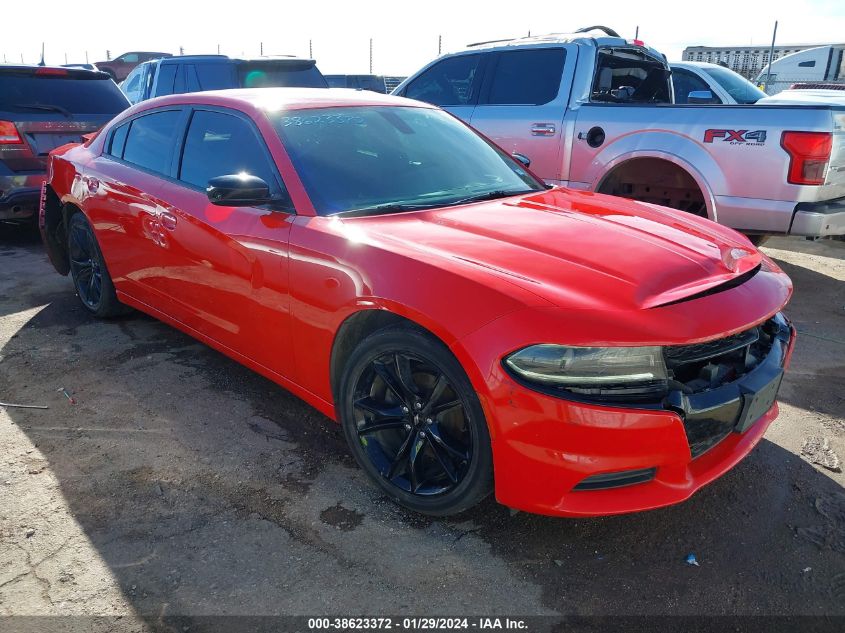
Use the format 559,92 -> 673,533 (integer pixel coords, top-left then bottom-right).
394,27 -> 845,241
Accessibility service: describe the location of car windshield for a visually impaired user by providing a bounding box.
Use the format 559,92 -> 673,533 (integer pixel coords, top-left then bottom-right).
702,66 -> 766,104
272,106 -> 544,216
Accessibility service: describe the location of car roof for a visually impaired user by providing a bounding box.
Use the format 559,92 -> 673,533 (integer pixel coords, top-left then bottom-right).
671,61 -> 724,69
140,87 -> 430,112
456,29 -> 665,60
156,55 -> 313,65
0,64 -> 110,79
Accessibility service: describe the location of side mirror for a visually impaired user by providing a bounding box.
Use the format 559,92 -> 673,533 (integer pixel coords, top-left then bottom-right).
512,152 -> 531,168
207,174 -> 272,206
688,90 -> 716,104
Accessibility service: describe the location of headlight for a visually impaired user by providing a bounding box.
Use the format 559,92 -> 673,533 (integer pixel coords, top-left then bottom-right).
504,345 -> 668,401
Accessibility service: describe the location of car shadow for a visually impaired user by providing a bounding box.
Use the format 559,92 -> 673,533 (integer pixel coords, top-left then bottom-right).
0,223 -> 57,319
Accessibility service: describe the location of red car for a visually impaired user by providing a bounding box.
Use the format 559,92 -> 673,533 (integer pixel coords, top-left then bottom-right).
40,89 -> 794,517
95,51 -> 171,82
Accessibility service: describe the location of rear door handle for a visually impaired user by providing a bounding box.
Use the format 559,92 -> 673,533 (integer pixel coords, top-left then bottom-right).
159,211 -> 178,231
531,123 -> 556,136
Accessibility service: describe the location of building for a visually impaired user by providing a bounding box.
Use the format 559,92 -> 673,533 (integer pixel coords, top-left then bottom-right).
682,44 -> 824,79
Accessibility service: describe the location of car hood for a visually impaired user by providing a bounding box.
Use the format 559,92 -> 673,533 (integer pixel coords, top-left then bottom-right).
347,188 -> 763,311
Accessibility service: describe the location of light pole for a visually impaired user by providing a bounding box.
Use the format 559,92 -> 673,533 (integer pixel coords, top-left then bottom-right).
764,20 -> 778,92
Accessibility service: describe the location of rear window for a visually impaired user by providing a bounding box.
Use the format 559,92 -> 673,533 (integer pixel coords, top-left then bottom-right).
326,76 -> 347,88
0,73 -> 129,114
237,62 -> 327,88
122,110 -> 182,174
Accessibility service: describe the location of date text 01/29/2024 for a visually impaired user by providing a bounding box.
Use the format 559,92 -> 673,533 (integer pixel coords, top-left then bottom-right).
307,618 -> 528,630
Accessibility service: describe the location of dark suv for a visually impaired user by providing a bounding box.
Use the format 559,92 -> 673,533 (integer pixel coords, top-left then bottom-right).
0,66 -> 130,224
95,51 -> 172,82
121,55 -> 328,104
325,74 -> 387,93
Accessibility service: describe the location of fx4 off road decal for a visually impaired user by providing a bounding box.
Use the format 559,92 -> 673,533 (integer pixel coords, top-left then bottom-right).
703,129 -> 767,145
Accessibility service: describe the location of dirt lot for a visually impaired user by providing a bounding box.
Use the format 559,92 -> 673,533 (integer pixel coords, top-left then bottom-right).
0,226 -> 843,630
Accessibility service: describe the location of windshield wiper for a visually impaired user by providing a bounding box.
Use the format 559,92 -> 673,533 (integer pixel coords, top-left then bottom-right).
445,189 -> 537,206
334,189 -> 538,218
12,103 -> 73,118
335,202 -> 440,218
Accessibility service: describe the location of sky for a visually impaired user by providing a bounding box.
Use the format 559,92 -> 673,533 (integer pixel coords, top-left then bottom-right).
3,0 -> 844,75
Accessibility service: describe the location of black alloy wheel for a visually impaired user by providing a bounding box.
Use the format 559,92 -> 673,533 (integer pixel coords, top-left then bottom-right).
68,217 -> 103,310
340,325 -> 492,516
66,212 -> 128,318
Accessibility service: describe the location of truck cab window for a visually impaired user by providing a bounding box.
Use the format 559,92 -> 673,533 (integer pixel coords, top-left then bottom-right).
486,49 -> 566,105
404,54 -> 483,106
591,50 -> 671,104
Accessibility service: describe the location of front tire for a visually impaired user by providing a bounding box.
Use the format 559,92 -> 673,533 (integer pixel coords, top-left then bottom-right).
67,212 -> 128,318
338,325 -> 493,516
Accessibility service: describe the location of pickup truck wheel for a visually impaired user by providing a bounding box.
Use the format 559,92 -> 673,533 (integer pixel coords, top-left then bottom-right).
67,212 -> 129,318
598,158 -> 707,217
339,325 -> 493,516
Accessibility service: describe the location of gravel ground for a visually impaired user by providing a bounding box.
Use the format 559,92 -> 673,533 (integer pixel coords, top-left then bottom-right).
0,226 -> 842,631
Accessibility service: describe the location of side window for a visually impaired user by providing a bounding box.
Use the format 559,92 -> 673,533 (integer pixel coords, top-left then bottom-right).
592,52 -> 672,104
178,110 -> 281,195
154,64 -> 177,96
195,64 -> 233,90
185,65 -> 201,92
108,122 -> 130,158
672,69 -> 713,104
122,110 -> 182,174
122,53 -> 140,63
173,64 -> 186,94
486,49 -> 566,105
122,66 -> 145,103
405,54 -> 483,106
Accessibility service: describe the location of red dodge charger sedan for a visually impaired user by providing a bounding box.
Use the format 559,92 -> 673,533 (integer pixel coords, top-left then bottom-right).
40,89 -> 794,517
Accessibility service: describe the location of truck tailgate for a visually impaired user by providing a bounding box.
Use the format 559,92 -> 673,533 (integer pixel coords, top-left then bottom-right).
821,111 -> 845,200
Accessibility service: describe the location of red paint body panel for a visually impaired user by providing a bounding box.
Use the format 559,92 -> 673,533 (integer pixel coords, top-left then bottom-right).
44,89 -> 793,517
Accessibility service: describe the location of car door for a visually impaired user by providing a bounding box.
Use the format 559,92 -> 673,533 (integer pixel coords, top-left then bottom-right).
467,46 -> 573,184
86,108 -> 186,309
152,106 -> 296,374
400,53 -> 487,124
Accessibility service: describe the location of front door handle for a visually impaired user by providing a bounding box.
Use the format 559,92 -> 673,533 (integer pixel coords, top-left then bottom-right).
531,123 -> 556,136
159,211 -> 177,231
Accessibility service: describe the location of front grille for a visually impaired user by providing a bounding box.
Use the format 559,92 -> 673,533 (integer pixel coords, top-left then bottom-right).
665,317 -> 785,458
665,320 -> 777,395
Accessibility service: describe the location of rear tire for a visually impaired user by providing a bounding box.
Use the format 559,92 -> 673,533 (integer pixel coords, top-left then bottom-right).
67,212 -> 129,318
338,325 -> 493,516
